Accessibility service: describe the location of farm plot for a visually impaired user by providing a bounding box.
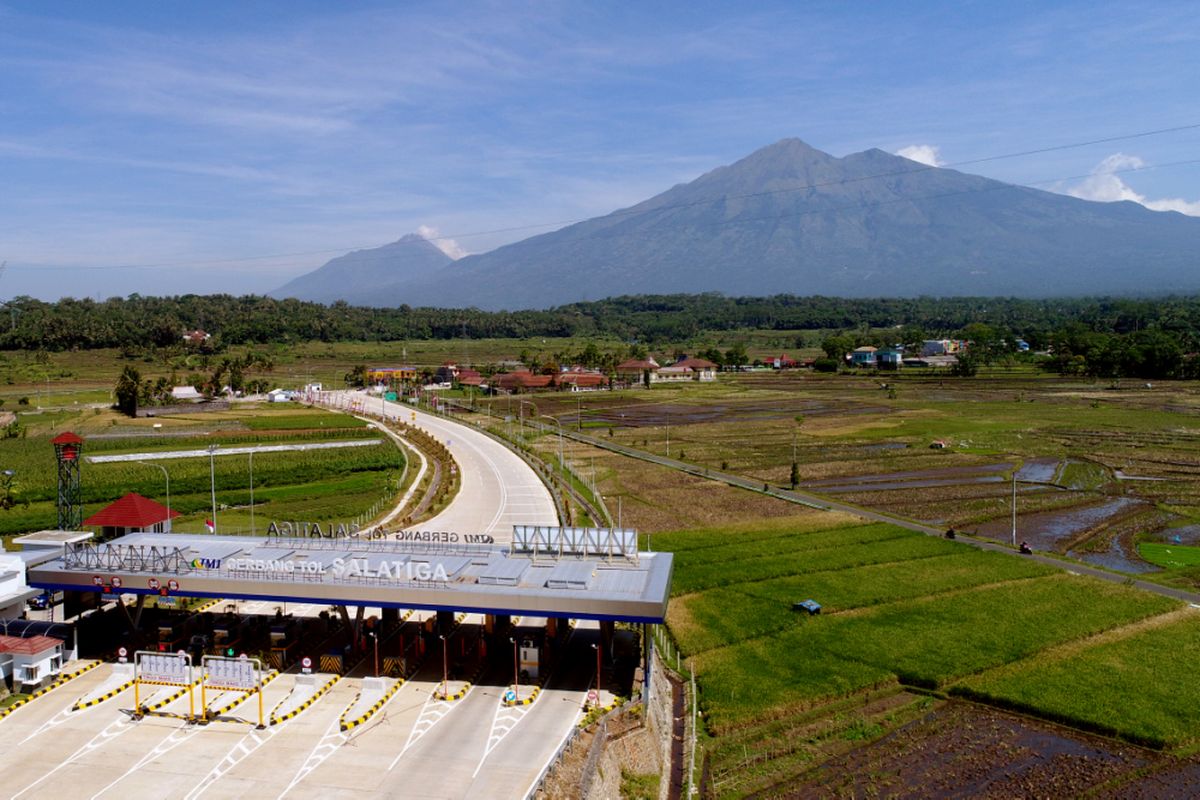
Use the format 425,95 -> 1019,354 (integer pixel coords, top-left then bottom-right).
957,611 -> 1200,749
692,572 -> 1176,731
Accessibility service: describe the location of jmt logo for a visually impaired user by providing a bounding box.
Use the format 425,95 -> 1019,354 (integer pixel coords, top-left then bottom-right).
190,558 -> 222,570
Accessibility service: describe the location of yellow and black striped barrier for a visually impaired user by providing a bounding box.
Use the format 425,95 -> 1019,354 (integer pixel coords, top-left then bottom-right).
205,671 -> 279,721
139,677 -> 203,714
434,658 -> 488,702
270,674 -> 339,725
339,679 -> 403,732
72,677 -> 135,710
0,660 -> 101,720
319,653 -> 343,674
191,597 -> 224,614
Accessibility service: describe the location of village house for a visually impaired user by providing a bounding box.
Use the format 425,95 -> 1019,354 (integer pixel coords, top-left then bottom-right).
850,346 -> 878,367
83,492 -> 179,540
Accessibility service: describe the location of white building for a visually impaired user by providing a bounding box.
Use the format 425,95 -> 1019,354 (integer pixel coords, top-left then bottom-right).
0,634 -> 63,690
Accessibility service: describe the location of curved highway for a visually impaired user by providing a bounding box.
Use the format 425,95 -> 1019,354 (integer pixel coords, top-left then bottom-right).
334,390 -> 559,542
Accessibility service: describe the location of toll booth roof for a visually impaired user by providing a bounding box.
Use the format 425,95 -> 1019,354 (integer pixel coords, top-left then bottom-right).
27,531 -> 674,623
13,530 -> 94,548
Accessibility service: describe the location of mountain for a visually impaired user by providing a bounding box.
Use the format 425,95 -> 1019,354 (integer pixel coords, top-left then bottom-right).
274,139 -> 1200,309
271,233 -> 453,305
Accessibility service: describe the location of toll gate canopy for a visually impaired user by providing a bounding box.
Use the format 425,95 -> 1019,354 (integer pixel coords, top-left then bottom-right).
27,527 -> 673,623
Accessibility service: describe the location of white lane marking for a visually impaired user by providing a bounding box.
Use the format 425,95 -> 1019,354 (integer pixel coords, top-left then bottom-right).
88,722 -> 202,799
184,723 -> 280,800
10,716 -> 135,799
17,696 -> 100,745
277,717 -> 347,799
471,695 -> 535,778
519,699 -> 586,799
388,691 -> 460,770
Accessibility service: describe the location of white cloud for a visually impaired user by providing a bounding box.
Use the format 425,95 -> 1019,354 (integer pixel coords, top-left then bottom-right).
896,144 -> 943,167
416,225 -> 469,259
1067,153 -> 1200,216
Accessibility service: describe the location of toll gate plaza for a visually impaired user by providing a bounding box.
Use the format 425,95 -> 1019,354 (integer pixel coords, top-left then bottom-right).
4,526 -> 672,798
25,526 -> 672,624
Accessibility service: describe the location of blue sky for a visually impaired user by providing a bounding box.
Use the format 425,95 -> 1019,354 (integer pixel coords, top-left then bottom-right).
2,1 -> 1198,299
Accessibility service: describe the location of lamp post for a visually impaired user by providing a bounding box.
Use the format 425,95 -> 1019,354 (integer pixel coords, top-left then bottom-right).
135,462 -> 169,527
591,642 -> 602,709
207,444 -> 219,532
440,634 -> 448,699
510,636 -> 519,701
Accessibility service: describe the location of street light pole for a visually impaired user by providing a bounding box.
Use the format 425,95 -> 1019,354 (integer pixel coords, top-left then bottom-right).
1011,471 -> 1017,547
207,444 -> 219,532
592,642 -> 602,709
510,636 -> 519,701
440,634 -> 448,698
136,462 -> 169,527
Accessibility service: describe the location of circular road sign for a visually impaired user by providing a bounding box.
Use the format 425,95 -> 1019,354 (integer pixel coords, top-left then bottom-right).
504,689 -> 516,703
111,576 -> 122,589
92,575 -> 103,586
177,650 -> 187,659
118,647 -> 127,658
167,579 -> 179,592
587,689 -> 599,703
301,656 -> 312,668
148,578 -> 160,590
239,653 -> 248,660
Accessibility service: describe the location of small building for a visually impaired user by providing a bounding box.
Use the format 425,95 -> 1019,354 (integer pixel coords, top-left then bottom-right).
267,388 -> 291,403
615,358 -> 661,386
182,329 -> 211,346
0,634 -> 64,690
492,370 -> 554,394
367,366 -> 418,385
850,346 -> 878,367
769,354 -> 798,369
557,372 -> 606,391
877,348 -> 904,370
671,356 -> 719,381
0,551 -> 39,620
83,493 -> 179,539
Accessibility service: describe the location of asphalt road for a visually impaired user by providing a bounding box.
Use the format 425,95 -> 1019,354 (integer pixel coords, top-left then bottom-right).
333,390 -> 559,542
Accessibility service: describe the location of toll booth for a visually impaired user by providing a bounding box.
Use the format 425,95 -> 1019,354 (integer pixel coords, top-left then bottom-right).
517,630 -> 543,681
157,618 -> 188,653
267,615 -> 300,670
212,614 -> 243,655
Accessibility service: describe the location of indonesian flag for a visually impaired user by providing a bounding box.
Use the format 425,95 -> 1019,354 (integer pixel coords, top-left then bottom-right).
205,519 -> 215,533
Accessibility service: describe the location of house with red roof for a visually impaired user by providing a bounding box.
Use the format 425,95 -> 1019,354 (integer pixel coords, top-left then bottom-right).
0,633 -> 64,690
84,492 -> 179,540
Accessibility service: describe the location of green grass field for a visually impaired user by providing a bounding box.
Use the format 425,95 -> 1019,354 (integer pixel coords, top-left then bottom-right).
661,515 -> 1186,750
1139,542 -> 1200,568
0,404 -> 404,537
958,612 -> 1200,748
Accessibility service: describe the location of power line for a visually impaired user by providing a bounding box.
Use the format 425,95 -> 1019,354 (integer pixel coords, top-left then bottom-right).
7,122 -> 1199,273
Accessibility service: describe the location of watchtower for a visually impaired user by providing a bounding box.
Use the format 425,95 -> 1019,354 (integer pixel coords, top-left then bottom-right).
52,431 -> 84,530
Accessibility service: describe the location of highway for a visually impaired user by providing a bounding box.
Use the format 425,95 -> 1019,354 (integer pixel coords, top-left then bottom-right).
329,390 -> 558,543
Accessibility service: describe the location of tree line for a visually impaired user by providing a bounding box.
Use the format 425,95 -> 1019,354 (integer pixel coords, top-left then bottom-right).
3,292 -> 1200,356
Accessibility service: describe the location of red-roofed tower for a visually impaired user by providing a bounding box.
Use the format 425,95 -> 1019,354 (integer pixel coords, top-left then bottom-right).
51,431 -> 84,530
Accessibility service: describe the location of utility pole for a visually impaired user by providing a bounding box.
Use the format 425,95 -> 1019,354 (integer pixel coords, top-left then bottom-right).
1008,472 -> 1017,546
208,444 -> 219,532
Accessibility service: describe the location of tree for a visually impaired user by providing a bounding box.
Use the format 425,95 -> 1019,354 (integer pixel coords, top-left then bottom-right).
115,365 -> 141,416
789,460 -> 799,490
345,364 -> 369,388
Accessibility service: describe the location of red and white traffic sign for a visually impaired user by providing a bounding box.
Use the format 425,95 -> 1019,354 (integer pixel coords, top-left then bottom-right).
177,650 -> 187,659
167,579 -> 179,592
92,575 -> 103,586
587,689 -> 599,702
118,647 -> 127,658
110,576 -> 122,589
239,653 -> 248,660
301,656 -> 312,668
147,578 -> 160,591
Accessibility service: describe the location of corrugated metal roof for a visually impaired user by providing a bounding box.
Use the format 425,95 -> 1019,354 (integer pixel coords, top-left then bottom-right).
590,568 -> 648,595
546,562 -> 593,590
477,559 -> 530,587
